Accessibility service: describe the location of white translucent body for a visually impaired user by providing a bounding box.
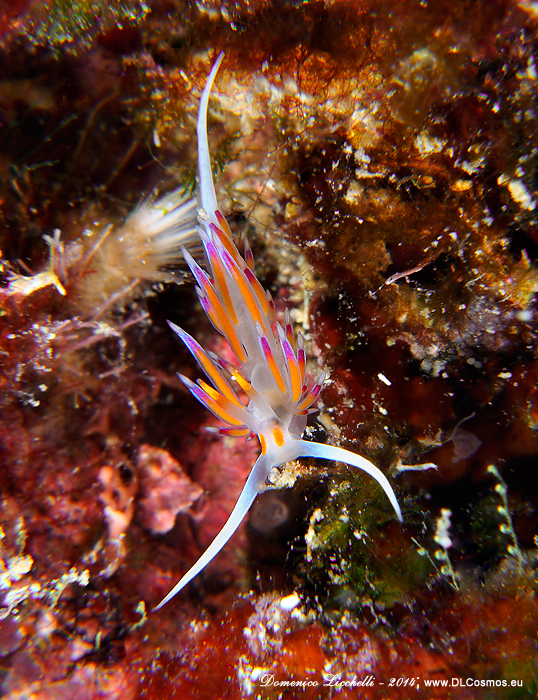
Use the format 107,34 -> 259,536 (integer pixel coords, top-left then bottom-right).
154,55 -> 402,611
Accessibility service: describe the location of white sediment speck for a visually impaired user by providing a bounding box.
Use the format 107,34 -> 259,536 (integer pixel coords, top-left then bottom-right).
280,592 -> 301,611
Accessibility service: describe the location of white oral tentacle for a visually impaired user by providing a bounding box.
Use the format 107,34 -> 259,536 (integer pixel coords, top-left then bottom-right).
285,439 -> 403,522
153,452 -> 270,610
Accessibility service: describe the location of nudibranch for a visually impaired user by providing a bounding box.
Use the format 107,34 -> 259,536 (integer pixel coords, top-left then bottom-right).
154,54 -> 402,610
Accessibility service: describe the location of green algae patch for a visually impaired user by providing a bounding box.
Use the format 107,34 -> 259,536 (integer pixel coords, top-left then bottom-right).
24,0 -> 150,52
303,476 -> 432,613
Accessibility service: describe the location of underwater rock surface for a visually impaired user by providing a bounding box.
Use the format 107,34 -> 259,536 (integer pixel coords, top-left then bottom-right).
0,0 -> 537,697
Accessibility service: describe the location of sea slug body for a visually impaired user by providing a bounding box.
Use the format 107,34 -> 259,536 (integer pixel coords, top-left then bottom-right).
154,54 -> 402,610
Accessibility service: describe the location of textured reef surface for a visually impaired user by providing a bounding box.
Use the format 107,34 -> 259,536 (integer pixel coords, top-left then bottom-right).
0,0 -> 537,698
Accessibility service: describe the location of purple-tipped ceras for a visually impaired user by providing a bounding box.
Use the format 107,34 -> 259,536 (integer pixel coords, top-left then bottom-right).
154,54 -> 402,610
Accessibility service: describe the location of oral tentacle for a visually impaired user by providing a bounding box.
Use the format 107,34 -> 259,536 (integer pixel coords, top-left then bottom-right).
285,439 -> 403,522
153,451 -> 270,609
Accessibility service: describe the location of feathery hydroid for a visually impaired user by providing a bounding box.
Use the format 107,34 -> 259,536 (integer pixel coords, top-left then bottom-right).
5,188 -> 200,311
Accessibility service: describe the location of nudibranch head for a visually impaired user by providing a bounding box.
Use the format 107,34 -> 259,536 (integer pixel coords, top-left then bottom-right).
154,54 -> 402,611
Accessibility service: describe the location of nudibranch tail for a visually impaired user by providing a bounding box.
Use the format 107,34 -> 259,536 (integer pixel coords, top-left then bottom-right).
197,52 -> 224,227
154,55 -> 402,610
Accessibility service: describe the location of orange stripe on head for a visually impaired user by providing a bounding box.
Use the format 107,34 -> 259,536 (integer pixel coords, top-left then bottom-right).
272,426 -> 285,448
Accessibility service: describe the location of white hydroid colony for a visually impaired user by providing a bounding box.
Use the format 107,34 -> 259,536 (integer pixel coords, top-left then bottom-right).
155,54 -> 402,610
6,188 -> 200,307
